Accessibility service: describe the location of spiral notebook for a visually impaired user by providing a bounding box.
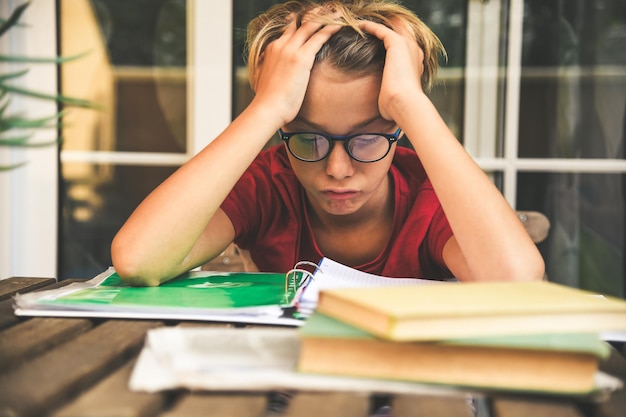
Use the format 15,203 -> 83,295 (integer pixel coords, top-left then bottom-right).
13,258 -> 435,326
296,258 -> 443,316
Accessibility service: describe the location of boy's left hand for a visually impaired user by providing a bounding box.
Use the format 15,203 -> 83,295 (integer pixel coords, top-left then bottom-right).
359,20 -> 426,121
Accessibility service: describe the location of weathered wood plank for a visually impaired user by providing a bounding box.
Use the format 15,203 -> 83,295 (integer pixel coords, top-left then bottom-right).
0,277 -> 56,301
0,319 -> 162,417
391,393 -> 475,417
0,317 -> 93,372
52,359 -> 167,417
281,392 -> 370,417
160,393 -> 267,417
0,279 -> 90,331
491,397 -> 583,417
0,298 -> 21,331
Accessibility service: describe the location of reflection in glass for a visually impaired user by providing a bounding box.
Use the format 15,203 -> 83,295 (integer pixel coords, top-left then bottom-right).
518,172 -> 625,298
59,0 -> 187,279
518,0 -> 626,159
61,0 -> 187,153
60,164 -> 178,279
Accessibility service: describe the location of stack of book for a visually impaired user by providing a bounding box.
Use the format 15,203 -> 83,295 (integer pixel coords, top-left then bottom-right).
297,280 -> 626,395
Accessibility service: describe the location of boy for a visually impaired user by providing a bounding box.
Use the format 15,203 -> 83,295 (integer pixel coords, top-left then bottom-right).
111,0 -> 544,286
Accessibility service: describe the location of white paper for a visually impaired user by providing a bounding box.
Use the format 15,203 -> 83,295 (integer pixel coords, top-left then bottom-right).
298,258 -> 446,315
600,331 -> 626,342
129,326 -> 475,396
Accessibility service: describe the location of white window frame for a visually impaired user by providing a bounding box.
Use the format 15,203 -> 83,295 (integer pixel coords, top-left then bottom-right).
464,0 -> 501,161
0,0 -> 59,279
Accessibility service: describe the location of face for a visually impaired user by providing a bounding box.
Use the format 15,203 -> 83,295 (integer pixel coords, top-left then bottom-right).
283,63 -> 398,218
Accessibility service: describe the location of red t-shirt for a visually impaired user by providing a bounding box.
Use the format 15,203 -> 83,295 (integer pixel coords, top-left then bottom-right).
220,145 -> 454,280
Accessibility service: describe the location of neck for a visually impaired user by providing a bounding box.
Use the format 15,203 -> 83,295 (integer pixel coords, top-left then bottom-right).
305,175 -> 395,266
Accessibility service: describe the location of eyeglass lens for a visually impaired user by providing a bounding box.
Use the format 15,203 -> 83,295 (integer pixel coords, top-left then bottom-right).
289,134 -> 390,162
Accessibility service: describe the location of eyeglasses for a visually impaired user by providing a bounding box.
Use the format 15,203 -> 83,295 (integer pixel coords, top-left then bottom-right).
279,128 -> 401,163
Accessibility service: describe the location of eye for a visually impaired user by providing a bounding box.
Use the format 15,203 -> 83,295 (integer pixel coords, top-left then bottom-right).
296,133 -> 317,141
289,133 -> 330,160
350,135 -> 384,147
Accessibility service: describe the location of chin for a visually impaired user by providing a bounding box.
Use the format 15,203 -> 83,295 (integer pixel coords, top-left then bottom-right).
323,201 -> 361,216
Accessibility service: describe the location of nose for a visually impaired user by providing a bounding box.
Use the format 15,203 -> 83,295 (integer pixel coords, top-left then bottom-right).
325,141 -> 355,180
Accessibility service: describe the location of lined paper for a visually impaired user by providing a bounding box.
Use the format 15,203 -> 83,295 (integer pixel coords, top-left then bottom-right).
298,258 -> 441,315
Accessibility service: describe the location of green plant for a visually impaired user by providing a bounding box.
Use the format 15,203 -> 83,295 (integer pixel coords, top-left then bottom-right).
0,2 -> 100,171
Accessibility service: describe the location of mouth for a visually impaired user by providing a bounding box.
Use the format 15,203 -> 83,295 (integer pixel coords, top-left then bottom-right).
322,189 -> 358,200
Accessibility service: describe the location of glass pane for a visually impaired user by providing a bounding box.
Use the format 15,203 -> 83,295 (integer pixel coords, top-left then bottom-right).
60,0 -> 187,153
59,0 -> 187,279
60,163 -> 178,279
517,172 -> 625,298
232,0 -> 466,144
404,0 -> 467,143
232,0 -> 281,119
518,0 -> 626,159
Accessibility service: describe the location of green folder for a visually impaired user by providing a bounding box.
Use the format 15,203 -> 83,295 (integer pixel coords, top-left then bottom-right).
55,271 -> 295,309
14,268 -> 309,326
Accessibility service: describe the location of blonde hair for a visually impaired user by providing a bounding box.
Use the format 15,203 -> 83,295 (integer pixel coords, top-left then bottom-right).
246,0 -> 446,92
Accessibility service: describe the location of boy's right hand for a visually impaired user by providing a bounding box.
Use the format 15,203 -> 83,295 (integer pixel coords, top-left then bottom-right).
251,14 -> 341,128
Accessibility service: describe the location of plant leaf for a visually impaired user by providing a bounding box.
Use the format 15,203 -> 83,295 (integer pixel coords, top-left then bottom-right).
0,69 -> 28,82
0,161 -> 28,171
0,112 -> 64,131
0,50 -> 92,64
0,133 -> 32,144
0,83 -> 103,109
0,96 -> 9,116
0,135 -> 61,147
0,3 -> 29,38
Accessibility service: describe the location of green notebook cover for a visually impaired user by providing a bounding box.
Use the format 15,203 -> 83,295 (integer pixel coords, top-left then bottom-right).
14,268 -> 310,325
47,270 -> 295,309
300,312 -> 611,359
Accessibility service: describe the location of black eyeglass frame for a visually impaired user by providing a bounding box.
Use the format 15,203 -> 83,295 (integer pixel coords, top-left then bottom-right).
279,127 -> 402,163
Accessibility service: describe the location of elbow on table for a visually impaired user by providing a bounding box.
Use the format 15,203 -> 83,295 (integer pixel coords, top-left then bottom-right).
112,261 -> 162,287
111,236 -> 162,287
117,272 -> 162,287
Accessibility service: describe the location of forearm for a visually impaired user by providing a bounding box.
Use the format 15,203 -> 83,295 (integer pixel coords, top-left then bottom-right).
112,15 -> 343,285
111,102 -> 282,285
392,94 -> 544,282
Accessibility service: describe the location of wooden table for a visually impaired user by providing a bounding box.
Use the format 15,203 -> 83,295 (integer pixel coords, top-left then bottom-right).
0,277 -> 625,417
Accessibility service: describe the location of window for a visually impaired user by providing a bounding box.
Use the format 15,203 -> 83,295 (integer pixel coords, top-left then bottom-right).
49,0 -> 626,298
515,0 -> 626,296
59,0 -> 189,278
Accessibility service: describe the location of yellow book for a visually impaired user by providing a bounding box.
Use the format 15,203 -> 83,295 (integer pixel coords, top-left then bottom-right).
298,313 -> 612,394
316,281 -> 626,341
